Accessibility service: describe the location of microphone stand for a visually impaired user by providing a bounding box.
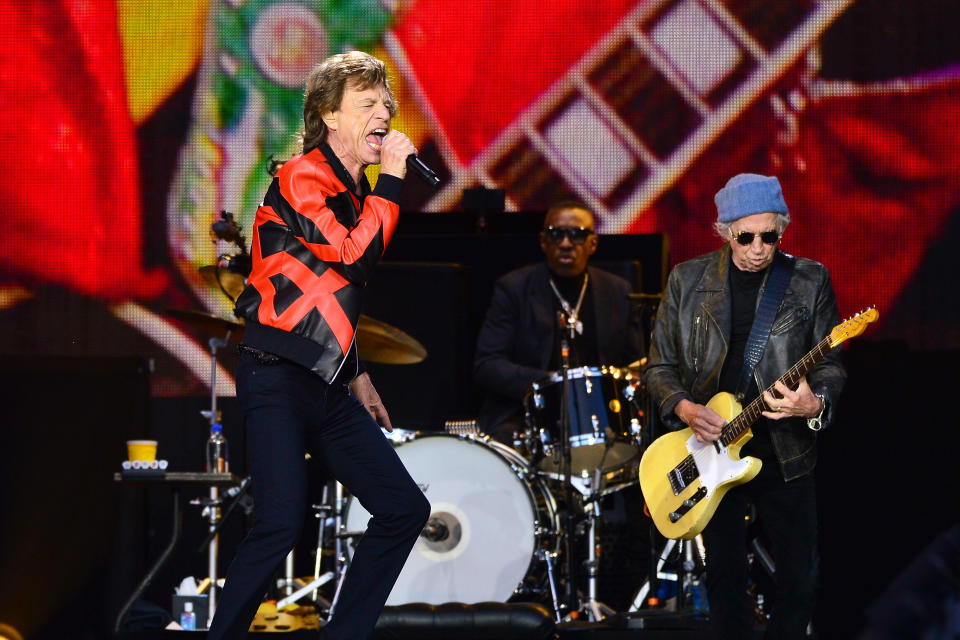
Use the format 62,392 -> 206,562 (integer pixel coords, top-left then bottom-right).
557,312 -> 577,615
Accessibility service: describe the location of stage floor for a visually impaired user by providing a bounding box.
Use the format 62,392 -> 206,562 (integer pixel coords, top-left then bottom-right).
117,614 -> 769,640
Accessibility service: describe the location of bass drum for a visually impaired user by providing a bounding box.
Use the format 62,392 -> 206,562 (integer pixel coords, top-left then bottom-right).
343,433 -> 558,605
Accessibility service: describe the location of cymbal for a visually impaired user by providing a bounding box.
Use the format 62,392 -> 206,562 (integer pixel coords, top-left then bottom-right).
164,308 -> 245,341
199,265 -> 247,301
357,314 -> 427,364
163,309 -> 425,363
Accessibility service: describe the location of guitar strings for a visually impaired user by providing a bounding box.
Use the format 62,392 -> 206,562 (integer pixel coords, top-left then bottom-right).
717,336 -> 832,447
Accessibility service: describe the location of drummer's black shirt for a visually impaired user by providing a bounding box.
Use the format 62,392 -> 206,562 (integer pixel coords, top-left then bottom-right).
718,255 -> 777,466
547,271 -> 600,370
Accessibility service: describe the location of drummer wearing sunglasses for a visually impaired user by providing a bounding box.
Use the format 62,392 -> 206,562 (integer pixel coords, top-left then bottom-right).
474,201 -> 642,444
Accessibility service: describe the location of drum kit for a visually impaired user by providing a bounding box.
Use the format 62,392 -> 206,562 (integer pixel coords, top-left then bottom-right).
296,322 -> 651,623
169,211 -> 672,626
308,362 -> 648,624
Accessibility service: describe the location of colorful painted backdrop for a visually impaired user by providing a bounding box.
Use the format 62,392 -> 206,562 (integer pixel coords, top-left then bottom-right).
0,0 -> 957,395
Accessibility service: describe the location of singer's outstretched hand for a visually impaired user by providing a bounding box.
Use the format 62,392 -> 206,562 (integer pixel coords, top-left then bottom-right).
379,130 -> 417,179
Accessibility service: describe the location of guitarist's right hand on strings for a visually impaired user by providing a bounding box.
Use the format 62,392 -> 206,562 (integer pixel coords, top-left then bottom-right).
675,398 -> 725,443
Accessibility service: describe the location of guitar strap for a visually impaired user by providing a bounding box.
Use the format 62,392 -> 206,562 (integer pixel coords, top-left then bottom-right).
735,250 -> 795,401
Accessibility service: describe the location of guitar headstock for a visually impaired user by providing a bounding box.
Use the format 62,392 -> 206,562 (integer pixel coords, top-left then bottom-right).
828,307 -> 879,348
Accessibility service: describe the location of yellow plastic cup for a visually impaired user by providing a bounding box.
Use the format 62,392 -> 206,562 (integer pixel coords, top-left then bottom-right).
127,440 -> 158,462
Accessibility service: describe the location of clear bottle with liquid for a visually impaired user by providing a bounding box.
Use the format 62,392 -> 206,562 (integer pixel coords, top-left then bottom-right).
205,423 -> 229,473
180,601 -> 196,630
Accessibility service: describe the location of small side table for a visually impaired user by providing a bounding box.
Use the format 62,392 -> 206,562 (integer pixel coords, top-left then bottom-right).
113,471 -> 241,633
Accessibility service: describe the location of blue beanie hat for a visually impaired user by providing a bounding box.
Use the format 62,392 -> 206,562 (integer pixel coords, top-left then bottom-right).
714,173 -> 788,223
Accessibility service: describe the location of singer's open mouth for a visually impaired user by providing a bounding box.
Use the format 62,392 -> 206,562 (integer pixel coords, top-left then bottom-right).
366,128 -> 387,150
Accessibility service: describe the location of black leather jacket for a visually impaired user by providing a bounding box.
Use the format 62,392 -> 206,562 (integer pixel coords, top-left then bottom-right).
645,245 -> 846,481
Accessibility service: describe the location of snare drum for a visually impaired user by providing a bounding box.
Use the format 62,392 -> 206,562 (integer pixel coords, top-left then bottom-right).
524,366 -> 641,478
343,433 -> 558,605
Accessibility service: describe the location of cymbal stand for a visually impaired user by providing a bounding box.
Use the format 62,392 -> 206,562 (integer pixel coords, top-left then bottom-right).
327,482 -> 351,618
680,536 -> 707,611
536,548 -> 562,622
557,312 -> 576,614
279,550 -> 297,597
312,484 -> 333,604
197,332 -> 232,623
274,482 -> 344,611
627,534 -> 706,612
579,467 -> 615,621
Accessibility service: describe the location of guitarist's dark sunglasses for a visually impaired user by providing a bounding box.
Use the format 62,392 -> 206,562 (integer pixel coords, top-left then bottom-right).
734,230 -> 780,246
543,226 -> 594,245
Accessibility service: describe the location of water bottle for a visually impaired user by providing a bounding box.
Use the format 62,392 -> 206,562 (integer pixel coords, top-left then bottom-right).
180,601 -> 196,630
205,423 -> 229,473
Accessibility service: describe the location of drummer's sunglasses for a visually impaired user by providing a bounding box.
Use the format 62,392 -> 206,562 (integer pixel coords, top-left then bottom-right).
734,229 -> 780,245
543,226 -> 594,245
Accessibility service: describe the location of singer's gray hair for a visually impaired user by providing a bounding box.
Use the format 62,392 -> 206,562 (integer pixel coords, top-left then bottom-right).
300,51 -> 397,153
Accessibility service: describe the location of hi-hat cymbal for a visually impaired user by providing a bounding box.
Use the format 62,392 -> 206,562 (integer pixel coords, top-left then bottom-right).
357,315 -> 427,364
164,308 -> 245,341
199,265 -> 246,300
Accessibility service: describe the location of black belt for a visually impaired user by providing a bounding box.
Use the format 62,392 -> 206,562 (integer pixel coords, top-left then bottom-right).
238,344 -> 281,365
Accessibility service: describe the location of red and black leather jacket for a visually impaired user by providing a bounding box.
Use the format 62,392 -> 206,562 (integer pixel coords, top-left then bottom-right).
235,143 -> 402,382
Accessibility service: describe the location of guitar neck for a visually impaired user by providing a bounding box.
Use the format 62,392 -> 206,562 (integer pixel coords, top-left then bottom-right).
721,335 -> 833,444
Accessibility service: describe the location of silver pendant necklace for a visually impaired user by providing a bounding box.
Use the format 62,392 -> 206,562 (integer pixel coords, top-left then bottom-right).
549,272 -> 589,335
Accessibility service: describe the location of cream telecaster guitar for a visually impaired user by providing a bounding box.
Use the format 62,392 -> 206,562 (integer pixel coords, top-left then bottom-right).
639,308 -> 878,539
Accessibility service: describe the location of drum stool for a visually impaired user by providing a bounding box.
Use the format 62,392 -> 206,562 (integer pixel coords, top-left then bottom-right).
373,602 -> 555,640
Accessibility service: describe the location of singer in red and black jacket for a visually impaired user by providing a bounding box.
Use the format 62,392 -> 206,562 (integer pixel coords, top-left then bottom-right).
209,52 -> 430,640
235,139 -> 400,383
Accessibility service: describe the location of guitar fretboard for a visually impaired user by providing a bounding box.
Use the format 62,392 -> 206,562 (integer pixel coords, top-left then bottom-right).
720,335 -> 832,446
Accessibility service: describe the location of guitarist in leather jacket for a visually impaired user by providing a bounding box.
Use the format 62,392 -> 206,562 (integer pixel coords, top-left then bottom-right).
645,174 -> 846,640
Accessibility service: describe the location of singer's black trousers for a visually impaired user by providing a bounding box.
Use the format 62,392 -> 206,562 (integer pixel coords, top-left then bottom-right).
207,352 -> 430,640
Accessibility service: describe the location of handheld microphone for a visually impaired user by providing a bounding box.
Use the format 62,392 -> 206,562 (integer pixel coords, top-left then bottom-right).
406,154 -> 440,187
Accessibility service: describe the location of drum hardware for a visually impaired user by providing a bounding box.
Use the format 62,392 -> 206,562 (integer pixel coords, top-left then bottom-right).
327,481 -> 351,618
280,550 -> 297,597
556,311 -> 578,615
276,572 -> 336,610
195,477 -> 253,554
443,419 -> 480,436
525,366 -> 643,479
310,488 -> 334,604
535,548 -> 562,622
270,489 -> 340,611
627,535 -> 707,613
192,326 -> 239,622
522,355 -> 648,619
421,517 -> 452,543
580,476 -> 617,622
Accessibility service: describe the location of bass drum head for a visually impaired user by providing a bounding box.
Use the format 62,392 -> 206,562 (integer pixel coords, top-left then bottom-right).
343,434 -> 537,605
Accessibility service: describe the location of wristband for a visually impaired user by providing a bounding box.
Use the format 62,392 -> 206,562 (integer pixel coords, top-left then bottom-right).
807,392 -> 827,431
